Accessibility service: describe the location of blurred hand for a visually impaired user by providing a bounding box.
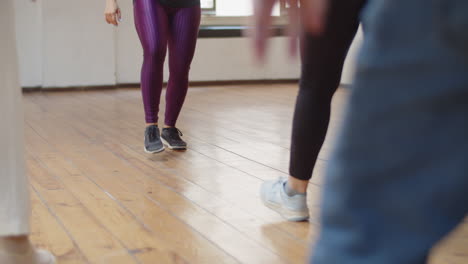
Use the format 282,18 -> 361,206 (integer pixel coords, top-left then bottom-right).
105,0 -> 121,26
252,0 -> 329,62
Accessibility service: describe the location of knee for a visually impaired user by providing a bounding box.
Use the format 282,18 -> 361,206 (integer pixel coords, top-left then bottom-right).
169,60 -> 192,77
143,45 -> 167,63
298,78 -> 336,101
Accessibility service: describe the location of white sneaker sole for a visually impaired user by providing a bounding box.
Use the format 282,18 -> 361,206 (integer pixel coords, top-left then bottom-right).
144,145 -> 165,154
161,137 -> 187,150
261,195 -> 309,222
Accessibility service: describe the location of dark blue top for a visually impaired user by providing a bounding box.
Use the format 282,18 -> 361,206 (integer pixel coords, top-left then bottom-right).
158,0 -> 201,8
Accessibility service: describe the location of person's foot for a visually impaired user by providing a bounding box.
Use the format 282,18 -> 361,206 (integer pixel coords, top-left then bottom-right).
33,249 -> 56,264
161,127 -> 187,150
260,177 -> 309,221
144,125 -> 165,153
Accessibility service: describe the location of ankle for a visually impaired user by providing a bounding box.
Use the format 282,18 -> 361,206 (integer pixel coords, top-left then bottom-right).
286,176 -> 308,194
284,182 -> 306,196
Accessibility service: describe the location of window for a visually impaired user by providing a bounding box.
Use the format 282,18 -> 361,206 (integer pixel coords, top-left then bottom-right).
201,0 -> 285,26
202,0 -> 280,16
201,0 -> 215,12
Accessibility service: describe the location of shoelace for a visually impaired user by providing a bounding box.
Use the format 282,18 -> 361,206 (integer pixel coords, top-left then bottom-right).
166,128 -> 183,139
147,126 -> 158,141
273,177 -> 285,191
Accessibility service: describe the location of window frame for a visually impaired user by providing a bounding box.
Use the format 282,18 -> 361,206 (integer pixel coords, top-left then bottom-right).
201,0 -> 216,14
200,0 -> 288,26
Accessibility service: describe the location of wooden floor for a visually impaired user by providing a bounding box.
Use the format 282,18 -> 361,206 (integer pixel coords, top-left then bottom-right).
24,84 -> 467,264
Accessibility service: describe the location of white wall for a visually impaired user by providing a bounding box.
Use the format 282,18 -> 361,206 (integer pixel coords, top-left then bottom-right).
14,0 -> 361,88
118,35 -> 301,84
14,0 -> 42,87
111,0 -> 301,85
41,0 -> 116,87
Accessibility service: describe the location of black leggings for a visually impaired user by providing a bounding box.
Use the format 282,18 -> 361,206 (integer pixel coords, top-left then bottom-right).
289,0 -> 367,181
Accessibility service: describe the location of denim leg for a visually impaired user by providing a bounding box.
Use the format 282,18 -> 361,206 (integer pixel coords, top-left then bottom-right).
310,0 -> 468,263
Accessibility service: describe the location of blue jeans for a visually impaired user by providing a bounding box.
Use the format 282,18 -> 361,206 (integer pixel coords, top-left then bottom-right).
310,0 -> 468,263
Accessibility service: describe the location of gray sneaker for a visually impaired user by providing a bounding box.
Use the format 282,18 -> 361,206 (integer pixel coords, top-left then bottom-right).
161,127 -> 187,150
260,177 -> 309,221
144,125 -> 165,153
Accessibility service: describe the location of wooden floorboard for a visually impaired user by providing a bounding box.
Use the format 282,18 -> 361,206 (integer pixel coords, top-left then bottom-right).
23,84 -> 468,264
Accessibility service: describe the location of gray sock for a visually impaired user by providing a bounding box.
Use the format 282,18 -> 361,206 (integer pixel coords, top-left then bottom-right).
283,182 -> 306,196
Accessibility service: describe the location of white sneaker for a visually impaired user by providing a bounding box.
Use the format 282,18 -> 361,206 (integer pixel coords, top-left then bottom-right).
0,249 -> 56,264
260,177 -> 309,222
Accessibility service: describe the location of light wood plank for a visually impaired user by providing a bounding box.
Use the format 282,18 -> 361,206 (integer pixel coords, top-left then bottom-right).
29,188 -> 85,264
28,154 -> 137,264
22,84 -> 468,264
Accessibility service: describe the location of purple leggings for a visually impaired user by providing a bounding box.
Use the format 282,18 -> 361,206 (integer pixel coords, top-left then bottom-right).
134,0 -> 201,126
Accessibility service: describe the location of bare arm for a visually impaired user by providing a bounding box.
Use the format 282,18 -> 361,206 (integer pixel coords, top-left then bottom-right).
252,0 -> 329,61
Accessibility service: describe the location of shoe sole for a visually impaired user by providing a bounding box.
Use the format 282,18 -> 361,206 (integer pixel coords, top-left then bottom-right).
161,137 -> 187,150
144,146 -> 165,154
261,194 -> 309,222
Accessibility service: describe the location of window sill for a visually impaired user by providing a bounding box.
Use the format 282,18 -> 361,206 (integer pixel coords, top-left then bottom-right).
199,15 -> 287,38
201,15 -> 286,26
198,25 -> 286,38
